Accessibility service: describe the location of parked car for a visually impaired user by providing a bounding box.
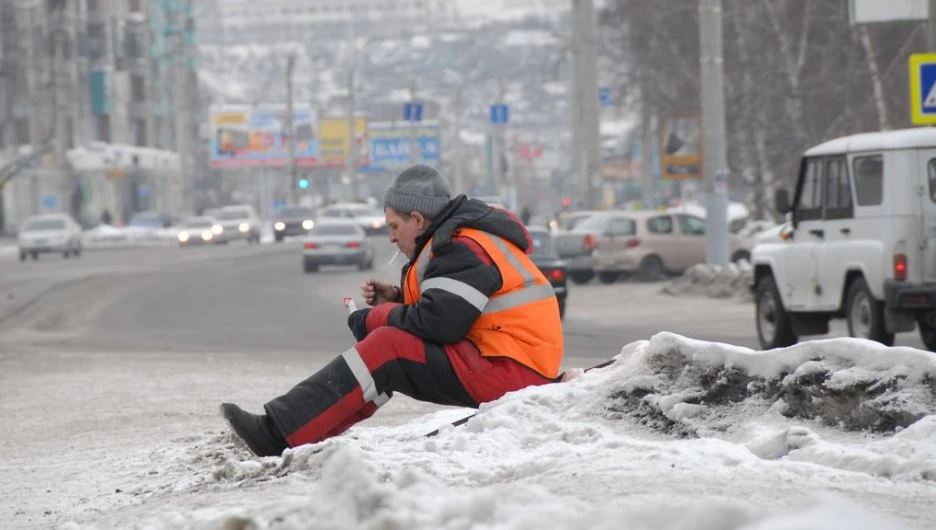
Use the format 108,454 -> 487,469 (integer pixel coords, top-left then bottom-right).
751,127 -> 936,351
302,220 -> 376,273
592,211 -> 753,283
176,216 -> 225,246
527,227 -> 568,319
318,203 -> 387,235
553,211 -> 615,284
215,205 -> 262,243
17,213 -> 83,260
272,205 -> 317,242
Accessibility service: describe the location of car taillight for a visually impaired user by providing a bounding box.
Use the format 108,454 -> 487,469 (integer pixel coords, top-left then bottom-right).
583,234 -> 596,251
894,253 -> 907,281
626,238 -> 641,249
347,241 -> 361,248
304,242 -> 316,249
549,269 -> 566,282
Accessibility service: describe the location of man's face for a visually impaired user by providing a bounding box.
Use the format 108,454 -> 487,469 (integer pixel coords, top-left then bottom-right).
385,208 -> 429,259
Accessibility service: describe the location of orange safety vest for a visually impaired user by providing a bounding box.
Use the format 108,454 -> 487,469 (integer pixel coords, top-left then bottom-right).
403,227 -> 564,378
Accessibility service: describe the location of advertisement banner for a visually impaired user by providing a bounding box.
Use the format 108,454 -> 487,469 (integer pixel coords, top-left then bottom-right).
318,116 -> 369,167
660,115 -> 703,181
361,121 -> 440,174
210,105 -> 319,168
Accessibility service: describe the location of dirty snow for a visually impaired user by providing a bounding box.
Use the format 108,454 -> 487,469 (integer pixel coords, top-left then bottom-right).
663,262 -> 754,302
22,333 -> 934,529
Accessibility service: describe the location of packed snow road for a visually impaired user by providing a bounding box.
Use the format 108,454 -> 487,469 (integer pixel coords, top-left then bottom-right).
0,243 -> 933,529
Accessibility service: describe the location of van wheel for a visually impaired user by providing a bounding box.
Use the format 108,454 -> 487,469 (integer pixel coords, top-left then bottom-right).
845,278 -> 894,346
755,275 -> 797,349
731,250 -> 751,263
638,255 -> 665,282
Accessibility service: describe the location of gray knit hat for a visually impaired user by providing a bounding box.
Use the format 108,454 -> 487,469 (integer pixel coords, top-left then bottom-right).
383,164 -> 452,218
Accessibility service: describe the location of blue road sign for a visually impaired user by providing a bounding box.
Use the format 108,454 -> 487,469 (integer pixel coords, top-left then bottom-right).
403,101 -> 423,122
910,54 -> 936,125
42,194 -> 57,209
489,104 -> 509,125
599,87 -> 612,108
138,184 -> 150,198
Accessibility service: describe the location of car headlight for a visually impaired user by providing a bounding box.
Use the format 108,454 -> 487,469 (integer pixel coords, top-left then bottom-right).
178,232 -> 190,242
201,230 -> 213,241
274,222 -> 286,231
371,221 -> 384,229
302,219 -> 314,230
212,224 -> 224,235
238,223 -> 250,232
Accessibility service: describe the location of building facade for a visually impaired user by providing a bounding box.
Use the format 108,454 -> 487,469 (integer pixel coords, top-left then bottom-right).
0,0 -> 197,230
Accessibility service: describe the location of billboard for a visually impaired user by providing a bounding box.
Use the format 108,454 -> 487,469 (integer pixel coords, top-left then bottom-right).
210,105 -> 319,168
318,116 -> 369,167
660,115 -> 702,181
360,121 -> 440,174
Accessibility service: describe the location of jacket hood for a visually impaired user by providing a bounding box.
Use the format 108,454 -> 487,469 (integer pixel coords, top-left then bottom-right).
414,195 -> 532,256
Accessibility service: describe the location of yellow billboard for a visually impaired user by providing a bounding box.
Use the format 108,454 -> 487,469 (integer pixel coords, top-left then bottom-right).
319,116 -> 368,167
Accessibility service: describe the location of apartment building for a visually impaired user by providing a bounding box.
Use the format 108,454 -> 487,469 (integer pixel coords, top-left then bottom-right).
0,0 -> 198,229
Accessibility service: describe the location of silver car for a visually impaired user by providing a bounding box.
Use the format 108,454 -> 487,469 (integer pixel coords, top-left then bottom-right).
177,216 -> 225,246
302,220 -> 375,273
215,205 -> 262,243
17,213 -> 83,261
318,203 -> 388,235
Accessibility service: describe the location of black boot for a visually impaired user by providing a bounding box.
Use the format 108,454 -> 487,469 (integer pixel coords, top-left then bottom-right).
220,403 -> 288,457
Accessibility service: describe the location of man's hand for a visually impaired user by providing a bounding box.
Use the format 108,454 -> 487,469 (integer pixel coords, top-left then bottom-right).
361,279 -> 400,306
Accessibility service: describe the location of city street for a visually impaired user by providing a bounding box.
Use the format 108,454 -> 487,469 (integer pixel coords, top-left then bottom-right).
0,240 -> 931,528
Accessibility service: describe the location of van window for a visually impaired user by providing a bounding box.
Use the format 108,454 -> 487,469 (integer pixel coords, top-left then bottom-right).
928,159 -> 936,203
824,157 -> 853,220
795,158 -> 823,222
607,217 -> 636,236
646,216 -> 673,234
677,215 -> 706,235
853,155 -> 884,206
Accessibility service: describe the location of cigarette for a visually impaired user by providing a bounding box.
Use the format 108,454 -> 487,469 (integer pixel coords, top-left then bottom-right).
343,297 -> 358,313
387,248 -> 401,267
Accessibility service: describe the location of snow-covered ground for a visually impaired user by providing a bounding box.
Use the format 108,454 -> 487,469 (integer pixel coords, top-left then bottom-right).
663,262 -> 754,302
6,333 -> 934,529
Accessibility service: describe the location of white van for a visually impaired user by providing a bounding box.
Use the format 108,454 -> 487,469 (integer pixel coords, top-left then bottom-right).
751,127 -> 936,351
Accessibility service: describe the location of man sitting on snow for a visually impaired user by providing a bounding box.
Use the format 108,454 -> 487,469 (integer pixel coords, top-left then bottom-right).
221,164 -> 564,456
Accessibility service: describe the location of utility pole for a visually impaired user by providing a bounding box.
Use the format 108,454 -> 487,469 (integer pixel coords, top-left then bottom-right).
345,70 -> 357,201
285,52 -> 297,205
49,1 -> 70,216
493,78 -> 506,200
453,85 -> 463,195
173,20 -> 191,213
699,0 -> 730,266
409,77 -> 418,164
570,0 -> 601,209
929,0 -> 936,51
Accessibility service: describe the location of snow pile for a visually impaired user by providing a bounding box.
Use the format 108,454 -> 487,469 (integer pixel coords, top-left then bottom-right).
608,333 -> 936,437
662,262 -> 753,301
60,334 -> 936,530
82,225 -> 178,248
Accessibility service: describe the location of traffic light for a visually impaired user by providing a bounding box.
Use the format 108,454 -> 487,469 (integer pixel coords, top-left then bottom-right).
298,177 -> 309,190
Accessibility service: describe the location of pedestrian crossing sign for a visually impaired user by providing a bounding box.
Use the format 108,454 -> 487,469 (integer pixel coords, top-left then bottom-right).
910,53 -> 936,125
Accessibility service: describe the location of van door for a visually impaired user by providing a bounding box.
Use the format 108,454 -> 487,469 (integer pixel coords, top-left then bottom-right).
784,158 -> 824,310
816,156 -> 854,310
675,215 -> 707,271
919,152 -> 936,283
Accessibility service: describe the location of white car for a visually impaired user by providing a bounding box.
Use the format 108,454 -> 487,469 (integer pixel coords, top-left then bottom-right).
318,203 -> 387,235
214,205 -> 262,243
751,127 -> 936,351
17,213 -> 83,261
177,216 -> 225,246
